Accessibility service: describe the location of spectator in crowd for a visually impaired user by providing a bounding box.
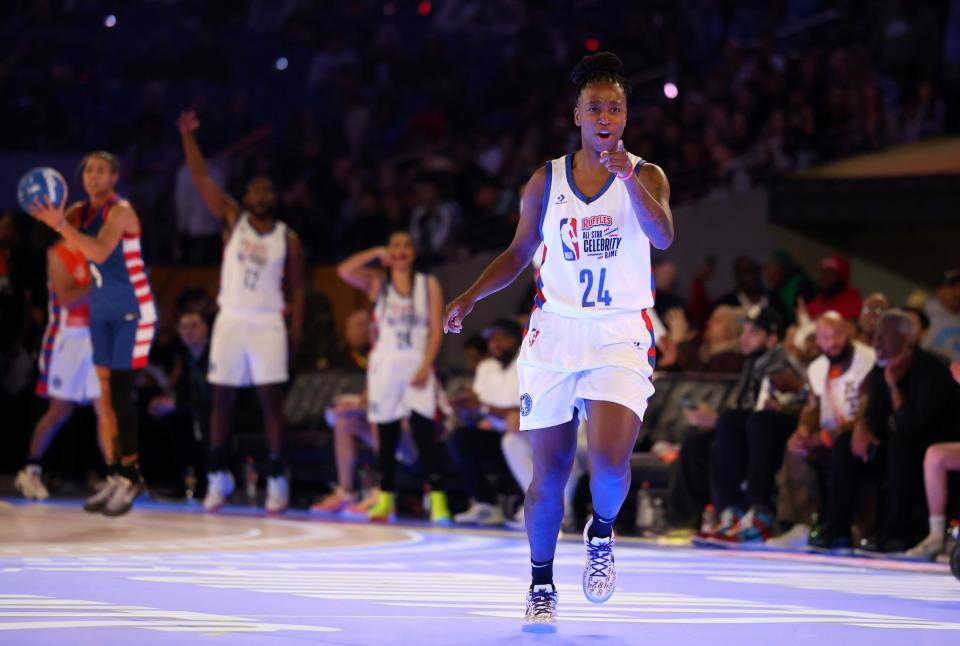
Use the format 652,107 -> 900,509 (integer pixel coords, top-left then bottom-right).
696,308 -> 807,544
447,319 -> 523,526
408,176 -> 463,265
815,311 -> 959,553
658,305 -> 746,374
462,335 -> 489,373
715,256 -> 773,314
902,305 -> 931,346
767,311 -> 876,549
923,269 -> 960,363
806,255 -> 863,320
652,259 -> 687,320
669,307 -> 801,532
764,249 -> 817,325
146,307 -> 213,498
856,292 -> 890,345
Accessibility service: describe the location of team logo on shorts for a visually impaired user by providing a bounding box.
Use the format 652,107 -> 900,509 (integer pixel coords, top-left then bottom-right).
559,218 -> 580,261
520,393 -> 533,417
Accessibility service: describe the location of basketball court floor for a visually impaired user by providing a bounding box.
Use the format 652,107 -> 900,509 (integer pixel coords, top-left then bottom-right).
2,499 -> 957,645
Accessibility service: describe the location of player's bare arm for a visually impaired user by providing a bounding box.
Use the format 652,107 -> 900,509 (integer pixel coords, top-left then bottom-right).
47,247 -> 90,307
34,199 -> 136,264
285,230 -> 307,353
599,141 -> 673,249
337,246 -> 391,301
443,167 -> 546,333
177,110 -> 240,232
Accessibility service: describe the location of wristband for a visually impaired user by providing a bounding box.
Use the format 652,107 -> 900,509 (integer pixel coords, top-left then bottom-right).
617,166 -> 634,181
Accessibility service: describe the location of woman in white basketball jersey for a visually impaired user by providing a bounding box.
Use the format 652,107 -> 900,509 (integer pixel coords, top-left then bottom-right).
444,52 -> 673,632
338,231 -> 451,524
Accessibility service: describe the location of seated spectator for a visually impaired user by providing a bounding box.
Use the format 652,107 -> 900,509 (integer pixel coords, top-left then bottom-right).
815,311 -> 959,553
447,319 -> 524,526
807,255 -> 863,320
856,292 -> 890,345
902,306 -> 931,347
659,305 -> 746,374
652,259 -> 687,320
715,256 -> 774,314
146,308 -> 213,498
923,269 -> 960,363
670,307 -> 802,535
764,249 -> 817,325
767,312 -> 876,549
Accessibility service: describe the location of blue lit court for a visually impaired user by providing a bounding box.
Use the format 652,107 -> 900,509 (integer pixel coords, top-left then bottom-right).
1,500 -> 957,645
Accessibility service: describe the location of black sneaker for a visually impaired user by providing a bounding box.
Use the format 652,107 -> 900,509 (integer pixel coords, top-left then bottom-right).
858,534 -> 908,555
807,525 -> 853,555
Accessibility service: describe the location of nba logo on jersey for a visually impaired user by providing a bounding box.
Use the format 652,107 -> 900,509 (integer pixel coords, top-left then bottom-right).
559,218 -> 580,261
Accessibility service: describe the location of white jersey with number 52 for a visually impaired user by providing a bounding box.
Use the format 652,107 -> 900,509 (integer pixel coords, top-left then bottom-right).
218,213 -> 288,316
534,153 -> 653,319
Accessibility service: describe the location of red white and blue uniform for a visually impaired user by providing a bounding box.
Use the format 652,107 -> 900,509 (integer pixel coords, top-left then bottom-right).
517,153 -> 657,430
79,195 -> 156,370
36,243 -> 99,401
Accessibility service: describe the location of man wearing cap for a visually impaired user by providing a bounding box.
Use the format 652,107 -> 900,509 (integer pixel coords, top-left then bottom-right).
672,307 -> 806,541
807,255 -> 862,321
923,269 -> 960,363
447,318 -> 524,525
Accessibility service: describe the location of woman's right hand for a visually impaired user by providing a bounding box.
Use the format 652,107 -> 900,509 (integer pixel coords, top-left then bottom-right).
373,246 -> 392,267
443,292 -> 476,334
177,110 -> 199,135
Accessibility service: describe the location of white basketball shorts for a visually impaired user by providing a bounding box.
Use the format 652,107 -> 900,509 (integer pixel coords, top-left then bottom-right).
516,308 -> 656,431
37,326 -> 100,402
366,350 -> 439,424
208,311 -> 288,387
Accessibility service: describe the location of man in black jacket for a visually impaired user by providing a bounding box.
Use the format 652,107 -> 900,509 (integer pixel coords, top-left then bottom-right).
813,310 -> 960,553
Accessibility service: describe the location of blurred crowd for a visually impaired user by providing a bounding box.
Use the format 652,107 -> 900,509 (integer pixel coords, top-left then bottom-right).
1,0 -> 957,263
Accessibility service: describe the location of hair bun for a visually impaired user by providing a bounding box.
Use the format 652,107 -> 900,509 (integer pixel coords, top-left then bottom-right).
570,52 -> 623,86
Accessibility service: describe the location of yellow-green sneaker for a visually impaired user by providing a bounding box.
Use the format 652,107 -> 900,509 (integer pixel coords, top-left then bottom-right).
429,491 -> 452,526
367,491 -> 396,522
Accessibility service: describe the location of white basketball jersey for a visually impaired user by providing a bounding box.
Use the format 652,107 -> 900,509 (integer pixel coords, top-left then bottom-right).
536,153 -> 653,318
218,213 -> 288,315
371,272 -> 430,359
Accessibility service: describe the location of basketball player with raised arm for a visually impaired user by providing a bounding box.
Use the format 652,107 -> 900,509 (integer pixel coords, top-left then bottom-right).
444,52 -> 673,632
178,110 -> 306,514
31,152 -> 156,516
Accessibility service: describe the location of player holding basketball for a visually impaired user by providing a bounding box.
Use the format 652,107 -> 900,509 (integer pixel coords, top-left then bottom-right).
15,235 -> 113,500
31,152 -> 157,516
338,231 -> 451,524
444,52 -> 673,632
178,110 -> 305,514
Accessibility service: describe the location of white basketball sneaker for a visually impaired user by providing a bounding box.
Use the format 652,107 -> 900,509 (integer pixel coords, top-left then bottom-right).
203,471 -> 235,512
522,584 -> 558,633
582,518 -> 617,603
265,475 -> 289,514
102,473 -> 145,517
15,465 -> 49,501
453,501 -> 505,526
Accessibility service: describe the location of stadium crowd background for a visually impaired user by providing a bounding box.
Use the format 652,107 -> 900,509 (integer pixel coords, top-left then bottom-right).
1,0 -> 959,554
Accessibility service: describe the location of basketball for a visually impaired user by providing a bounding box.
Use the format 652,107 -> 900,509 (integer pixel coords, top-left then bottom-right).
17,166 -> 67,214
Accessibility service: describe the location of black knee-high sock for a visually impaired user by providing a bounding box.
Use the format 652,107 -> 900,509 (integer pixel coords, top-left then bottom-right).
110,370 -> 138,464
409,413 -> 443,491
377,421 -> 402,492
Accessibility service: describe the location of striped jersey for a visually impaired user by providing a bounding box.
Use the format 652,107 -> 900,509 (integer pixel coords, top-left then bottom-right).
218,213 -> 288,316
79,194 -> 156,323
534,153 -> 654,319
